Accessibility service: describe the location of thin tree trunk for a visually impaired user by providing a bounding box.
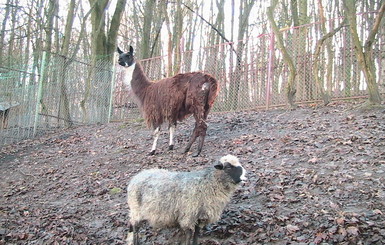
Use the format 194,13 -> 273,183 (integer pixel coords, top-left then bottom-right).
82,0 -> 127,123
343,0 -> 384,105
229,0 -> 254,110
0,0 -> 12,66
57,0 -> 76,127
313,20 -> 346,105
267,0 -> 297,108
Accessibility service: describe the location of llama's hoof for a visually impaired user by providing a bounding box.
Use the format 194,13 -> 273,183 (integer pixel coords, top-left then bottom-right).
192,152 -> 200,157
168,145 -> 174,150
149,150 -> 155,156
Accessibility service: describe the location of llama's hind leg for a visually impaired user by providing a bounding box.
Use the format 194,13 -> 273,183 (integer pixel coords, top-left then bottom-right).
194,120 -> 207,157
150,127 -> 160,155
184,120 -> 207,157
184,124 -> 198,155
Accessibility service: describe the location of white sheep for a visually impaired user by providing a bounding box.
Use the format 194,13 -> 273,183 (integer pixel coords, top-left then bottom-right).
126,154 -> 247,245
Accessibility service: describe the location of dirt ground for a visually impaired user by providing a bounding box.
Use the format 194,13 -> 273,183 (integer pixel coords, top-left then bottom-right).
1,102 -> 385,245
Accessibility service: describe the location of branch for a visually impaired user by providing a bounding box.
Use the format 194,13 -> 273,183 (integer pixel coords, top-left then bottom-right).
313,19 -> 346,105
364,1 -> 385,51
169,1 -> 238,56
313,19 -> 347,58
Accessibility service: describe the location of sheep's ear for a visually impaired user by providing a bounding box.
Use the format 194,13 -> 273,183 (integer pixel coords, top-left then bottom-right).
129,45 -> 134,54
117,47 -> 123,54
214,162 -> 224,170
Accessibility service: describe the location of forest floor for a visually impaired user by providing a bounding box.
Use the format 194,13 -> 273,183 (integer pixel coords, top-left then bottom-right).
1,102 -> 385,245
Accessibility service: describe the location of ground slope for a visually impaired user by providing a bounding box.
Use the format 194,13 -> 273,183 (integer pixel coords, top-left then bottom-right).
1,102 -> 384,244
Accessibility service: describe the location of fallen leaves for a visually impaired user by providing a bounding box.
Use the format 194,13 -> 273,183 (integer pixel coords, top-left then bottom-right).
1,103 -> 385,244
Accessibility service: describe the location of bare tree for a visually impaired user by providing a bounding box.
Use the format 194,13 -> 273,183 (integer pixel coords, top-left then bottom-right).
0,0 -> 12,66
343,0 -> 384,105
268,0 -> 297,108
228,0 -> 255,110
313,20 -> 346,105
81,0 -> 127,122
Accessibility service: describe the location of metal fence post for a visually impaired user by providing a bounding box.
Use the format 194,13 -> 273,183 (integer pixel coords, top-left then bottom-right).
108,58 -> 117,123
266,32 -> 275,110
33,51 -> 47,136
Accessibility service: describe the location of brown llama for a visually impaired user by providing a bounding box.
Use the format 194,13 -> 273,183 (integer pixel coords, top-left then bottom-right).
117,46 -> 219,157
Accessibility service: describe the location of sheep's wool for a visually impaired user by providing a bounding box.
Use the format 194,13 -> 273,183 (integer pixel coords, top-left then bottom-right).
220,154 -> 241,166
126,155 -> 246,244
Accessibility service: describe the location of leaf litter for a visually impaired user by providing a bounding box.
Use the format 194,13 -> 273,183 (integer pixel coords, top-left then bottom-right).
0,102 -> 384,244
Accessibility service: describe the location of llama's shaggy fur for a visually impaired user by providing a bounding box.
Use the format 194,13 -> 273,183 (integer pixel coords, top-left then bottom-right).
126,155 -> 247,245
117,46 -> 219,157
131,63 -> 218,129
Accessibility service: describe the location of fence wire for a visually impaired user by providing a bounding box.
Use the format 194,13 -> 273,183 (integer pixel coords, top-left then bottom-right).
1,14 -> 385,146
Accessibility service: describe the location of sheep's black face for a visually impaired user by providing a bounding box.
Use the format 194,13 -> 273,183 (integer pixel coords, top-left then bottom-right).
117,46 -> 135,67
224,164 -> 245,184
215,155 -> 247,184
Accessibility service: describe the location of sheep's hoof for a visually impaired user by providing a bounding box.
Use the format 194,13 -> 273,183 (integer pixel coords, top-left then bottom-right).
149,150 -> 155,156
168,145 -> 174,151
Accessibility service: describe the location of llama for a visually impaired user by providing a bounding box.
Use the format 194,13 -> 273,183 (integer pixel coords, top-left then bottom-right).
117,46 -> 219,157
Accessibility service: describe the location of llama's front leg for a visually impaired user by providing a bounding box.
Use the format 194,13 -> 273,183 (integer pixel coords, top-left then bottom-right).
150,127 -> 160,155
168,124 -> 176,150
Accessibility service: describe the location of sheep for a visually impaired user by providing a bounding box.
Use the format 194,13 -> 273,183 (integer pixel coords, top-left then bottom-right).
117,46 -> 219,157
126,154 -> 247,245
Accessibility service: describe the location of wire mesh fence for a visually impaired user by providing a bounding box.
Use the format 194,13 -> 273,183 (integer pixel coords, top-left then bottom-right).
1,14 -> 384,146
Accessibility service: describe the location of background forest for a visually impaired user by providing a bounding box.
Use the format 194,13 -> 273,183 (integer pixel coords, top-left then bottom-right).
0,0 -> 384,146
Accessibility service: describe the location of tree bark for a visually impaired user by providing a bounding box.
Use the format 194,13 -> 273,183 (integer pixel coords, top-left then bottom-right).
0,0 -> 11,66
267,0 -> 297,108
81,0 -> 127,123
57,0 -> 76,127
313,19 -> 346,105
343,0 -> 384,105
228,0 -> 255,110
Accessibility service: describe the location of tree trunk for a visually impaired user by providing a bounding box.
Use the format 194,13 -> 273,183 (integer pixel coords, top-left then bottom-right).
82,0 -> 127,123
268,0 -> 297,108
0,0 -> 12,66
57,0 -> 76,127
229,0 -> 255,110
343,0 -> 384,105
313,19 -> 345,105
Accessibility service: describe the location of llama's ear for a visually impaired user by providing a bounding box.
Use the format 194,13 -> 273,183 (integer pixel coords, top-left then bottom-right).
214,162 -> 224,170
117,47 -> 123,54
129,45 -> 134,54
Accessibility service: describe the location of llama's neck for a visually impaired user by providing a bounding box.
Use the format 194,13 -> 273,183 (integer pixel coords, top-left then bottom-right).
123,63 -> 136,88
125,62 -> 152,103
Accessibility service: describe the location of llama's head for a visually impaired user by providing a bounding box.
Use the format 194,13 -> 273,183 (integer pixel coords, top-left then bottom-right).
117,46 -> 135,67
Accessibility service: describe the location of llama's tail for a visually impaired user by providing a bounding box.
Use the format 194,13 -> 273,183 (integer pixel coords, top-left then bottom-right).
203,75 -> 220,108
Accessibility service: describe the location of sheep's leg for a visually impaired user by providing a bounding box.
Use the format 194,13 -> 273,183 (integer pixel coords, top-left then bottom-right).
133,225 -> 139,245
127,223 -> 140,245
168,123 -> 176,150
182,228 -> 193,245
150,127 -> 160,155
192,225 -> 200,245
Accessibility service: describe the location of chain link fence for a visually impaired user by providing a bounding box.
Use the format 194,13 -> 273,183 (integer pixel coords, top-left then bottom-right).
1,14 -> 384,146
